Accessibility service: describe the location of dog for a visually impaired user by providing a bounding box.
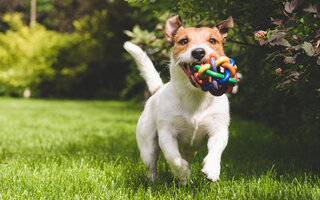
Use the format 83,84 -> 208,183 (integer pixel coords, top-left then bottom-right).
124,15 -> 234,185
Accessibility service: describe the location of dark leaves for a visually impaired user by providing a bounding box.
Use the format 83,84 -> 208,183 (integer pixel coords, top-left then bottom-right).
264,52 -> 277,61
292,44 -> 302,50
280,71 -> 304,88
289,71 -> 303,79
280,79 -> 291,88
268,31 -> 286,39
271,17 -> 283,25
284,54 -> 298,64
256,0 -> 320,93
266,31 -> 291,47
302,42 -> 318,56
283,20 -> 296,31
303,3 -> 319,14
284,0 -> 304,13
271,38 -> 291,47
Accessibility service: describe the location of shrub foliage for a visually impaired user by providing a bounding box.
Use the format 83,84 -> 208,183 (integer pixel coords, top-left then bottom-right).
0,13 -> 96,97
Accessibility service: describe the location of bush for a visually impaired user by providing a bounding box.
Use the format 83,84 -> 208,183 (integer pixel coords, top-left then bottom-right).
0,13 -> 95,97
0,0 -> 143,99
122,13 -> 172,98
252,0 -> 320,138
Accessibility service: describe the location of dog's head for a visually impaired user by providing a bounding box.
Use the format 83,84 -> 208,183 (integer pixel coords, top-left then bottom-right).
165,15 -> 234,86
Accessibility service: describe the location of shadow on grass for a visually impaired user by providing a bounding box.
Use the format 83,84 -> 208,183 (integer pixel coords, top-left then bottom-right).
43,113 -> 320,192
6,99 -> 317,191
224,116 -> 320,175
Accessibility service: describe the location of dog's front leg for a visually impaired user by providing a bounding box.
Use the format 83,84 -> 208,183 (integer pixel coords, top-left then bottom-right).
202,128 -> 228,182
158,127 -> 191,185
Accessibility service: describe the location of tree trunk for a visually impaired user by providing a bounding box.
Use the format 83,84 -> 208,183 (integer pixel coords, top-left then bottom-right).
30,0 -> 36,26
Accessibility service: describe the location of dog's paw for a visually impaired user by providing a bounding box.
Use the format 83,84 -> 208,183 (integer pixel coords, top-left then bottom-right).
148,171 -> 157,182
171,158 -> 191,185
178,178 -> 193,186
202,169 -> 220,182
202,161 -> 221,182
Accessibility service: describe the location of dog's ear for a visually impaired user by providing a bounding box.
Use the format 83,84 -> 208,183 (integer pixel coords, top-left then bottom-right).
216,16 -> 234,42
165,15 -> 183,43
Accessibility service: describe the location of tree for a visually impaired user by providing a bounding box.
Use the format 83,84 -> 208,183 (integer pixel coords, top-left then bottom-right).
30,0 -> 36,26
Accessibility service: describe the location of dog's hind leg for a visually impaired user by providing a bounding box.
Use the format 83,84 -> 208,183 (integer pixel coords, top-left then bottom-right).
136,108 -> 160,182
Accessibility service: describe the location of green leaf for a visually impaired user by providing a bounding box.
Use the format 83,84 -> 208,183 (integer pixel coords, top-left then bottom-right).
123,30 -> 135,38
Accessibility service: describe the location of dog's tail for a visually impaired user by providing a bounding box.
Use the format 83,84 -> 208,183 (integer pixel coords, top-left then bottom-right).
123,41 -> 163,94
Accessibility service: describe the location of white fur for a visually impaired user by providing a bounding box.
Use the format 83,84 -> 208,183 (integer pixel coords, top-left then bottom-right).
175,44 -> 216,65
124,42 -> 163,93
124,41 -> 230,185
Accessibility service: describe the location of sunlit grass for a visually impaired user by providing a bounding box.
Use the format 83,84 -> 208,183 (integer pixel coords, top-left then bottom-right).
0,98 -> 319,199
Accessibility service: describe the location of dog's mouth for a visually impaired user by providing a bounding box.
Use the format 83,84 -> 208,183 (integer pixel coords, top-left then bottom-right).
180,62 -> 205,87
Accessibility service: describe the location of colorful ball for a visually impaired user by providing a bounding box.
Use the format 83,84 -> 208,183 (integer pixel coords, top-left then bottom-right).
192,54 -> 238,96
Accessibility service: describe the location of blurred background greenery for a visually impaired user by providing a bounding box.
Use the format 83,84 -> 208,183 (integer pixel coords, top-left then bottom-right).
0,0 -> 319,141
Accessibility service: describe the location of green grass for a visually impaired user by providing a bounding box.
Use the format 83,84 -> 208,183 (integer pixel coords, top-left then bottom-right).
0,98 -> 319,199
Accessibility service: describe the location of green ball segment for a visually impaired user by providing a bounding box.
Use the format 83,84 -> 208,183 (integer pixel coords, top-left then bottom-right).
193,65 -> 237,84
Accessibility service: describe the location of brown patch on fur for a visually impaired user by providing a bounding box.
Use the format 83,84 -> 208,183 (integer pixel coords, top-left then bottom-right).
172,27 -> 224,60
152,86 -> 162,95
165,16 -> 183,43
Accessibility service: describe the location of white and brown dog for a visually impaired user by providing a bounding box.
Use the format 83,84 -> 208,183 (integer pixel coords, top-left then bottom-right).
124,15 -> 234,185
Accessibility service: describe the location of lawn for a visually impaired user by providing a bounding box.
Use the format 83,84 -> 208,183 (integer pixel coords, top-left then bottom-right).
0,98 -> 319,199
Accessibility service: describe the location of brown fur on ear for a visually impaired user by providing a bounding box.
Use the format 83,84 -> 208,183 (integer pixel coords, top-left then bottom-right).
165,15 -> 183,43
216,16 -> 234,43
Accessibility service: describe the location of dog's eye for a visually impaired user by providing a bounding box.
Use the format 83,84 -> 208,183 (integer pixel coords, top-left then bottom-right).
178,38 -> 188,45
209,38 -> 217,44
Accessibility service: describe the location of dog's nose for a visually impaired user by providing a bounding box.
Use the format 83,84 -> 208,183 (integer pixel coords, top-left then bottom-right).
191,48 -> 206,60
